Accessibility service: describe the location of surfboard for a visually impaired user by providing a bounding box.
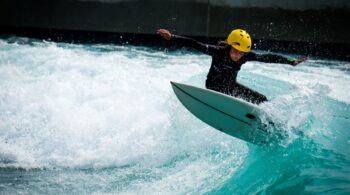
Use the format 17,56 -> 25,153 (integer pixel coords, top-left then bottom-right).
170,81 -> 272,145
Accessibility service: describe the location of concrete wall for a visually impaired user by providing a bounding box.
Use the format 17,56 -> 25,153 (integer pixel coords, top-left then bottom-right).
1,0 -> 349,44
210,0 -> 350,10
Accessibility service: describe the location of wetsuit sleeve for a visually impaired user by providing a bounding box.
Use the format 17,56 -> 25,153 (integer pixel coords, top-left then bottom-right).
247,52 -> 294,65
171,35 -> 220,56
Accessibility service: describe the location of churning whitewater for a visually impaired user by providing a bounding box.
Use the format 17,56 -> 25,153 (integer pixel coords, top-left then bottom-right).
0,37 -> 349,194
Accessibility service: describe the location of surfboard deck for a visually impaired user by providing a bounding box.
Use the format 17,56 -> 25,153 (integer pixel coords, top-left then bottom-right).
170,81 -> 272,145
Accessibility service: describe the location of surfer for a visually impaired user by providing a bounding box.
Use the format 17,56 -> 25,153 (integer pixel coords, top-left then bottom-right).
158,29 -> 307,104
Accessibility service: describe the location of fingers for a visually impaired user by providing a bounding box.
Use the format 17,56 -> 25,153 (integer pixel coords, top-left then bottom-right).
298,57 -> 308,64
157,29 -> 169,34
293,57 -> 308,66
156,29 -> 164,34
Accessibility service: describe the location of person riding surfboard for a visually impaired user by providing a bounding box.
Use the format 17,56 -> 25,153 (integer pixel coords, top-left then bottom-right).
158,28 -> 307,104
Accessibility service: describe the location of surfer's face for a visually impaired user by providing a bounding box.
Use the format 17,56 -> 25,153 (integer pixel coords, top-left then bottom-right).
229,48 -> 245,62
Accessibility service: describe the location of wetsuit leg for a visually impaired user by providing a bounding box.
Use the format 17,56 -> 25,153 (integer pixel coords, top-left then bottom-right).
206,84 -> 230,95
206,82 -> 267,104
230,83 -> 268,104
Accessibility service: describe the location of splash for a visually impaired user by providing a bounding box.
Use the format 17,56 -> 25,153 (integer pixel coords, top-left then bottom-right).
1,37 -> 349,194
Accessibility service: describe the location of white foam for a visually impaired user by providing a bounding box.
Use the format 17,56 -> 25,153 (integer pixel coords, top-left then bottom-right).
241,60 -> 350,104
2,39 -> 349,193
241,59 -> 350,144
0,40 -> 246,191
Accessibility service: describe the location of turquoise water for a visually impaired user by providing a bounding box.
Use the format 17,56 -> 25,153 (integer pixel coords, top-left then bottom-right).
0,36 -> 349,194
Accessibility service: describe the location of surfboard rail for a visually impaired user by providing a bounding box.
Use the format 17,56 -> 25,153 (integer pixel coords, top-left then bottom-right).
170,81 -> 271,145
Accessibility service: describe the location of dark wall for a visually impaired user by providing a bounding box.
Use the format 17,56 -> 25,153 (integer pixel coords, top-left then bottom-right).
1,0 -> 350,59
0,0 -> 208,36
1,0 -> 350,43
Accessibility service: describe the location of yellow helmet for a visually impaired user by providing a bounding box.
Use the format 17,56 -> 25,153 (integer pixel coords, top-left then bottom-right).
227,29 -> 252,52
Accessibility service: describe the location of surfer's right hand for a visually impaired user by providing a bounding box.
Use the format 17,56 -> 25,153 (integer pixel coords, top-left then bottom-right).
157,29 -> 172,41
291,57 -> 308,66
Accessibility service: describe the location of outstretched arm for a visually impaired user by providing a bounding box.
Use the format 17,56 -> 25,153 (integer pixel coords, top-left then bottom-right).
247,52 -> 307,66
157,29 -> 220,56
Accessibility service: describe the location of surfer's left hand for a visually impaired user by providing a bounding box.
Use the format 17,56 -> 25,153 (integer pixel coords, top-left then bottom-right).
292,57 -> 308,66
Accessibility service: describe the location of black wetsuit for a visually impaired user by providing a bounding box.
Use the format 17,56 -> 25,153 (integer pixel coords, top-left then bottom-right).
171,35 -> 294,104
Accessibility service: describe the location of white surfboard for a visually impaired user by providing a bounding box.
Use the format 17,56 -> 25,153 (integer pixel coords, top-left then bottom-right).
171,81 -> 272,145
